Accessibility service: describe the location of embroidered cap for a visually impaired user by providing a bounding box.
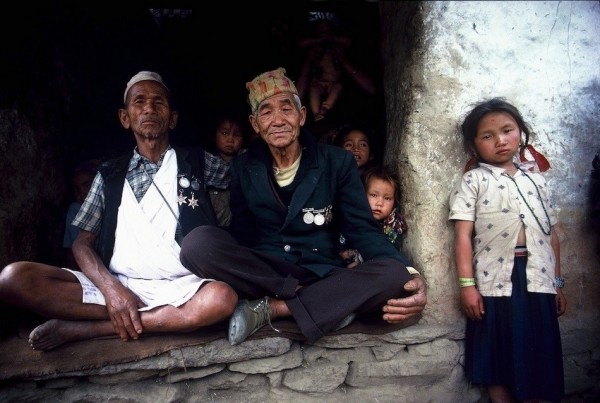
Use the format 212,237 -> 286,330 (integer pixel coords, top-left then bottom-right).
124,71 -> 169,103
246,67 -> 299,113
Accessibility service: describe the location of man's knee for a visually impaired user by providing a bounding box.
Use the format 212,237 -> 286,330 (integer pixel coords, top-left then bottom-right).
192,281 -> 238,324
0,262 -> 28,288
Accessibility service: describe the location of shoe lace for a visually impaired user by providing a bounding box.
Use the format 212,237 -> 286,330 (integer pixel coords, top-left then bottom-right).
253,297 -> 281,334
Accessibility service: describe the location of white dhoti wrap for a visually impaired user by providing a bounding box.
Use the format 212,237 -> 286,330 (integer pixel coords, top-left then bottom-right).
69,149 -> 212,311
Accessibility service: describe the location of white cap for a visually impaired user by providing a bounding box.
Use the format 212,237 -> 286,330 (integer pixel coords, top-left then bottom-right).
123,71 -> 169,103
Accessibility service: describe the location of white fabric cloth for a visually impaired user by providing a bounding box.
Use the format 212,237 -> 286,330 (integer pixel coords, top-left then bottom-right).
448,161 -> 557,297
69,149 -> 212,310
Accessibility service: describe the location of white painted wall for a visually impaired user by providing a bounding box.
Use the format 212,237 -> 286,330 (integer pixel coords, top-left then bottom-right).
382,1 -> 600,395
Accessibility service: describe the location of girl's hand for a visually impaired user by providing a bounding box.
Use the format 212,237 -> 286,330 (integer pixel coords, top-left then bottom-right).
460,286 -> 485,320
556,288 -> 567,316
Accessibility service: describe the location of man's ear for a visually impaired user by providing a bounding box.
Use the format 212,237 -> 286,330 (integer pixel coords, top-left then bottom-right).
299,106 -> 307,127
249,115 -> 260,134
118,108 -> 130,129
169,111 -> 179,130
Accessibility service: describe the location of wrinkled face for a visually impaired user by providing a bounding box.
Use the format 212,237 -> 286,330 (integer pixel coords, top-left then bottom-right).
249,93 -> 306,150
474,111 -> 521,170
120,80 -> 177,141
341,130 -> 372,169
215,120 -> 243,157
366,177 -> 396,221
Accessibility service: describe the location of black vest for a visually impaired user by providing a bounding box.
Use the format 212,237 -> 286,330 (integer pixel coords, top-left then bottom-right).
96,147 -> 217,266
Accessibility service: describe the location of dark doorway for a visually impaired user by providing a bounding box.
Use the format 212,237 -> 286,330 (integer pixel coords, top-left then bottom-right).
1,1 -> 384,164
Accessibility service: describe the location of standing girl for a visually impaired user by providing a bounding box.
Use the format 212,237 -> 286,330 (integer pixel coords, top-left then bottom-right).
449,98 -> 566,402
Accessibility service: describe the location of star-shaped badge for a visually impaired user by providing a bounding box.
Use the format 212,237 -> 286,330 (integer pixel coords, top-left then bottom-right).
188,193 -> 198,209
177,192 -> 187,206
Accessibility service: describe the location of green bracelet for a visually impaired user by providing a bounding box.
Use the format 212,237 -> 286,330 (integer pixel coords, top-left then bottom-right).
459,277 -> 476,288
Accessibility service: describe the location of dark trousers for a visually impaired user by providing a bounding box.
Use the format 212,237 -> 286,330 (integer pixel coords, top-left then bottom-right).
180,226 -> 410,343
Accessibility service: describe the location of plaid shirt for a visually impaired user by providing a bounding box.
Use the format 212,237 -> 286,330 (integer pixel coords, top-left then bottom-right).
73,146 -> 229,235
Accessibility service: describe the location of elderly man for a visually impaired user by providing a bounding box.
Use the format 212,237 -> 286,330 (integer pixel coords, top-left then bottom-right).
180,67 -> 427,345
0,71 -> 238,350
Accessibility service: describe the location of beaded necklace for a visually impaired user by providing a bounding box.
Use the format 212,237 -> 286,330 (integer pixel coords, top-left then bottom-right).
504,168 -> 552,235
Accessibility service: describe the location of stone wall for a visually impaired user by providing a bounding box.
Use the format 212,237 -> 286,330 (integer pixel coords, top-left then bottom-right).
2,325 -> 482,402
381,0 -> 600,399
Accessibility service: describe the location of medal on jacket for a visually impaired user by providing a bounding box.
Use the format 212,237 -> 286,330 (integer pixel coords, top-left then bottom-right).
191,176 -> 200,191
188,192 -> 198,209
179,177 -> 190,188
303,211 -> 314,224
314,214 -> 325,226
177,190 -> 187,206
302,206 -> 333,226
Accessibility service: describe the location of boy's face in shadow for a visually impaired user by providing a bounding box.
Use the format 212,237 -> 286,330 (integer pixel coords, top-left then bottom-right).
72,171 -> 95,204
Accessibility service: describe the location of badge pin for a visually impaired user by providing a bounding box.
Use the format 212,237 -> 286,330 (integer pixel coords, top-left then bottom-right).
179,177 -> 190,188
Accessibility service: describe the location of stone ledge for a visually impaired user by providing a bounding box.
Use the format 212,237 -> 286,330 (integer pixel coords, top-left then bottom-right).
0,323 -> 481,402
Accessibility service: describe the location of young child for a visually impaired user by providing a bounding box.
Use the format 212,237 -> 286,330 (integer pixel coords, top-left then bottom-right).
209,112 -> 246,163
63,159 -> 100,269
363,165 -> 407,250
334,124 -> 377,178
206,112 -> 247,227
448,98 -> 566,402
340,165 -> 407,266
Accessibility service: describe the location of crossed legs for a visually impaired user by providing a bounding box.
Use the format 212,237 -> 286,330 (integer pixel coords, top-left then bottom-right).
0,262 -> 237,350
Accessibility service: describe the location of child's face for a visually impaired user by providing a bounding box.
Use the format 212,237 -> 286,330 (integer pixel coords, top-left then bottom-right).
341,130 -> 372,169
72,171 -> 95,204
215,120 -> 243,158
366,177 -> 395,221
474,112 -> 521,170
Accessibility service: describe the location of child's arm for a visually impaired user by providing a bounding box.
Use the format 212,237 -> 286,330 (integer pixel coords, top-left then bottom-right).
551,229 -> 567,316
454,220 -> 485,321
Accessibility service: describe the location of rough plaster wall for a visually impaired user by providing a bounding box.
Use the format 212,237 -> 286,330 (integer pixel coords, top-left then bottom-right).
381,0 -> 600,344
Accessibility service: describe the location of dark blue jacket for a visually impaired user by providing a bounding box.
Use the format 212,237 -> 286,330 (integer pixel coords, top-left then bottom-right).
229,130 -> 411,277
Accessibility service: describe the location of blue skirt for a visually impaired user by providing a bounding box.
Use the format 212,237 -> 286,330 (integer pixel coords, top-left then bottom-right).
464,252 -> 565,402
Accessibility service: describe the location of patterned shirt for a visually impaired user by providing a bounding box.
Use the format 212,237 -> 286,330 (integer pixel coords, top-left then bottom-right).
73,147 -> 229,235
448,162 -> 558,296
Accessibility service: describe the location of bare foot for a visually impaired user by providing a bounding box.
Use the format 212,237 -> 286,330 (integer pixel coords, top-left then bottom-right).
29,319 -> 92,351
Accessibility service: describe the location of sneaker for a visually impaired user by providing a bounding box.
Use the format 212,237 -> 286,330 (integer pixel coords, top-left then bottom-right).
228,297 -> 279,345
333,313 -> 356,331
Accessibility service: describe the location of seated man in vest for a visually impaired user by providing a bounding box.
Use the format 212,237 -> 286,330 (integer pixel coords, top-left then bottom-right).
0,71 -> 238,351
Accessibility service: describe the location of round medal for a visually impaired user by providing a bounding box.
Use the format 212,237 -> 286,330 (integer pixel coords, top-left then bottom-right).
314,214 -> 325,226
179,177 -> 190,188
191,180 -> 200,191
303,212 -> 314,224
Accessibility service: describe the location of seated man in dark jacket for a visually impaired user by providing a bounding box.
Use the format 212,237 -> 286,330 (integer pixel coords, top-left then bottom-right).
0,71 -> 238,351
180,67 -> 427,346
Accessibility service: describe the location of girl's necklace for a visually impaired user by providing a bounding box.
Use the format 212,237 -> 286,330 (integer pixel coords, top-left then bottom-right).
504,168 -> 552,235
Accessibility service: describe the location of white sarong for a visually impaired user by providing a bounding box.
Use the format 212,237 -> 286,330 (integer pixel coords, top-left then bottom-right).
68,149 -> 212,311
